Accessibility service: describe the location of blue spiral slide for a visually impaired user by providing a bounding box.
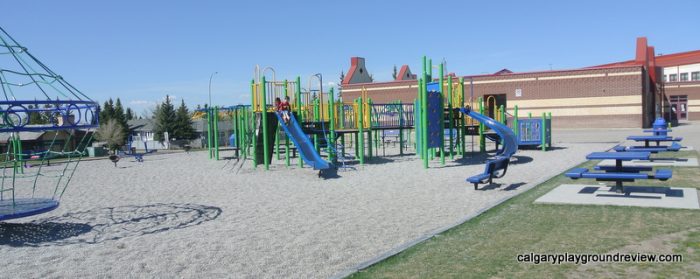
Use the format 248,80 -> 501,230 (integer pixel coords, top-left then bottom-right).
459,107 -> 517,158
275,112 -> 331,170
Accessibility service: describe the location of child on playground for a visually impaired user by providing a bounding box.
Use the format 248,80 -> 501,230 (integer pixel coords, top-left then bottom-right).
276,97 -> 291,124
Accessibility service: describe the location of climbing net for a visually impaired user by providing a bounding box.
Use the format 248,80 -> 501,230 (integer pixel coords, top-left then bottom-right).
0,26 -> 98,221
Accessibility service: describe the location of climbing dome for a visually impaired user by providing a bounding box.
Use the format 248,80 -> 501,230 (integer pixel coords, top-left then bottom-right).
0,27 -> 98,221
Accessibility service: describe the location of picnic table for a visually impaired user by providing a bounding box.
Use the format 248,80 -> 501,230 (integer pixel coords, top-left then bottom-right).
566,151 -> 672,192
626,135 -> 682,147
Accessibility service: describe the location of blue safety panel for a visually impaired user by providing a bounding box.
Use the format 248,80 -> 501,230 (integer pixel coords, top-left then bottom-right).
426,88 -> 443,148
0,198 -> 59,221
586,152 -> 650,161
517,119 -> 542,145
426,82 -> 441,92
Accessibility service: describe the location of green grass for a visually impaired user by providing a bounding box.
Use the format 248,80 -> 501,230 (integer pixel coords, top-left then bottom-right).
350,151 -> 700,278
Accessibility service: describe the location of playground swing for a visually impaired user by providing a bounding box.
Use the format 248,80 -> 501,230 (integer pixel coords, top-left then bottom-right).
0,27 -> 99,221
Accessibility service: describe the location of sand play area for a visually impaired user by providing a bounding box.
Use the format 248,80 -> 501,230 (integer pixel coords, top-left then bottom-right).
0,128 -> 652,278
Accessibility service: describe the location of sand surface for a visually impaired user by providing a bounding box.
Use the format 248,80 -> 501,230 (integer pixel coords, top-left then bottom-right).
2,125 -> 695,278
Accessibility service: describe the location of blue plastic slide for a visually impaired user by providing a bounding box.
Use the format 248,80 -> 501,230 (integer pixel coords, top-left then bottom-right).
459,107 -> 517,157
275,112 -> 331,170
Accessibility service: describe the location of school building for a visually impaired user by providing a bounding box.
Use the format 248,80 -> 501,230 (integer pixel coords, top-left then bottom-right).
340,38 -> 700,128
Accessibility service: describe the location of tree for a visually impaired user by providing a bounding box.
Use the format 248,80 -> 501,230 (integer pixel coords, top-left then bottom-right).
125,108 -> 134,121
95,119 -> 125,152
27,104 -> 49,125
339,71 -> 345,85
369,74 -> 374,82
100,99 -> 115,124
173,99 -> 195,140
113,98 -> 129,142
392,65 -> 398,80
153,95 -> 176,142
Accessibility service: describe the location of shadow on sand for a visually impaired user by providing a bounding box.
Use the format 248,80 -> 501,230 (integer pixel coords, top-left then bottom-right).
0,203 -> 221,247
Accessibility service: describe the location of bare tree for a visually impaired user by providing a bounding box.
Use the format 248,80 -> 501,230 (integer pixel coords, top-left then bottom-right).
95,119 -> 126,153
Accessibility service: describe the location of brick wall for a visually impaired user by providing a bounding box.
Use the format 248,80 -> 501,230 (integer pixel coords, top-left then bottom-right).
341,66 -> 648,128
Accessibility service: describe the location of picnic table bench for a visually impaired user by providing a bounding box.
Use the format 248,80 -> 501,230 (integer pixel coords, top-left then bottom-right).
614,142 -> 682,153
565,151 -> 672,192
626,135 -> 683,147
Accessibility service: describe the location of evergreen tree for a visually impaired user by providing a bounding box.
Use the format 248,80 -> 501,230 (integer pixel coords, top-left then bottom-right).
113,98 -> 129,142
100,99 -> 115,124
154,95 -> 177,142
173,99 -> 196,140
125,108 -> 134,121
339,71 -> 345,85
392,65 -> 398,80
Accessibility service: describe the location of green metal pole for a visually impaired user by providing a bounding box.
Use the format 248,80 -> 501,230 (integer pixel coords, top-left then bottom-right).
439,63 -> 445,165
542,112 -> 547,151
275,122 -> 280,160
314,98 -> 319,153
261,76 -> 269,170
399,101 -> 404,155
251,79 -> 257,167
367,98 -> 373,159
358,96 -> 364,165
479,96 -> 485,152
415,97 -> 421,159
284,79 -> 290,167
421,68 -> 428,169
448,75 -> 454,160
296,76 -> 303,168
500,105 -> 505,125
215,107 -> 220,160
207,107 -> 212,159
460,77 -> 466,157
548,112 -> 552,150
329,88 -> 336,163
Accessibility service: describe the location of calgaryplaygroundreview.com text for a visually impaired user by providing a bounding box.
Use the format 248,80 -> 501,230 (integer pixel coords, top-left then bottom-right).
517,253 -> 683,265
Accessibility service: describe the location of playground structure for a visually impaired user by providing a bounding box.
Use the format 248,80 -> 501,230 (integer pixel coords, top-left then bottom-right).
204,58 -> 552,182
0,27 -> 99,221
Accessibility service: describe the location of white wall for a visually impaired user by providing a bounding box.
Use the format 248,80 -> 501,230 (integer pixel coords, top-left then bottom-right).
662,63 -> 700,82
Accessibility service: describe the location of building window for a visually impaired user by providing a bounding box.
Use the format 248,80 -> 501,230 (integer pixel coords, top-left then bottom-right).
680,73 -> 688,81
692,71 -> 700,81
669,74 -> 678,82
663,75 -> 667,82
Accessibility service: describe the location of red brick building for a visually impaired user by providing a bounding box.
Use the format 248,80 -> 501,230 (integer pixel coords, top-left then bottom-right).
340,38 -> 700,128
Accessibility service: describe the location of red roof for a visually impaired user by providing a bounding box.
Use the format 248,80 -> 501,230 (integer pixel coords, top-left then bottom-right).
655,50 -> 700,67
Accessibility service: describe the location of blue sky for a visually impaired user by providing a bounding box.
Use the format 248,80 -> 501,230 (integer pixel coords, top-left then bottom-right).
2,0 -> 698,116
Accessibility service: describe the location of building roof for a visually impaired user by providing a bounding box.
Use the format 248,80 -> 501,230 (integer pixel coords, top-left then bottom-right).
0,131 -> 44,143
396,65 -> 417,81
128,119 -> 155,132
655,49 -> 700,67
